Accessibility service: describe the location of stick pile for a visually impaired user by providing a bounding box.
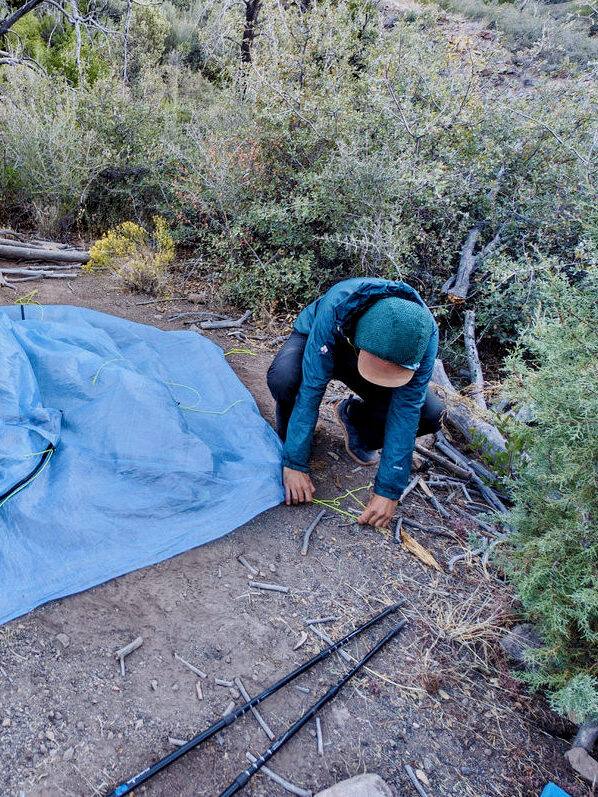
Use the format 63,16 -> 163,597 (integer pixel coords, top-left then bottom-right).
0,233 -> 89,289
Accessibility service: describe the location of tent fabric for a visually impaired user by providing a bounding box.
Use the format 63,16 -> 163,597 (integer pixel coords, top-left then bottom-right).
0,305 -> 283,625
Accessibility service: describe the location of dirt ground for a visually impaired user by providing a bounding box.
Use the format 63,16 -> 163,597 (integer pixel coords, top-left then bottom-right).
0,272 -> 590,797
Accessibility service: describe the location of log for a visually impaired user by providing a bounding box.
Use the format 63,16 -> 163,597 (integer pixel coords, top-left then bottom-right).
431,359 -> 506,457
463,310 -> 487,410
0,243 -> 89,264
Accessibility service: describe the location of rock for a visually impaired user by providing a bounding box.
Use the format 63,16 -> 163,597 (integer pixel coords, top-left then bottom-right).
565,746 -> 598,783
56,633 -> 70,648
500,624 -> 542,668
315,773 -> 395,797
63,746 -> 74,762
187,292 -> 206,304
2,718 -> 10,727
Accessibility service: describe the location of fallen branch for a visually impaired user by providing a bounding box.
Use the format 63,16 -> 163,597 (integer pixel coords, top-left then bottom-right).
200,310 -> 251,330
431,360 -> 506,457
115,636 -> 143,677
463,310 -> 487,410
174,652 -> 207,679
434,431 -> 496,483
245,751 -> 312,797
301,508 -> 326,555
234,677 -> 275,740
308,624 -> 352,663
0,243 -> 89,264
248,581 -> 289,594
404,764 -> 429,797
414,444 -> 471,480
401,516 -> 456,539
453,506 -> 504,538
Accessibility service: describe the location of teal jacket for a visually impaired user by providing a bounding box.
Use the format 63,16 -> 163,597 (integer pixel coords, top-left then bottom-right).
283,278 -> 438,499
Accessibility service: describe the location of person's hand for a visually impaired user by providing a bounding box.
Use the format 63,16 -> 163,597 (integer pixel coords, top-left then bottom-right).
283,467 -> 316,506
358,494 -> 398,528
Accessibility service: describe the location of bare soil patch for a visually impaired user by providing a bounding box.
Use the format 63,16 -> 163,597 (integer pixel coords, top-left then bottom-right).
0,275 -> 588,797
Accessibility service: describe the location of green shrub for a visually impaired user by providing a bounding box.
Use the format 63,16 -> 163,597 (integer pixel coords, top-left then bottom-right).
504,259 -> 598,721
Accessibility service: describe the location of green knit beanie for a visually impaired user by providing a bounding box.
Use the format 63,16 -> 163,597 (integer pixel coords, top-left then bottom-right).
354,298 -> 434,369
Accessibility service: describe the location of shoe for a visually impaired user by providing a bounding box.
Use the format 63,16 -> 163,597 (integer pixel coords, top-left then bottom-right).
334,397 -> 380,466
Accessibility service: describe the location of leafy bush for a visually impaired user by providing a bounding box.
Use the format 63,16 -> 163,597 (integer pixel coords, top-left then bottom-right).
504,259 -> 598,721
86,216 -> 175,293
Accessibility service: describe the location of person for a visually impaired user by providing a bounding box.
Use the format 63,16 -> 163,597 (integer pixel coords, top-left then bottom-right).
267,277 -> 443,528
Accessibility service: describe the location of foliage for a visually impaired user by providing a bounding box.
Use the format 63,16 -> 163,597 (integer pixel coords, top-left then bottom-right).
86,216 -> 175,293
503,262 -> 598,721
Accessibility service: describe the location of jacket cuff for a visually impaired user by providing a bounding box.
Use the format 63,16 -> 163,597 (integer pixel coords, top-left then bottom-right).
373,478 -> 403,501
282,456 -> 310,474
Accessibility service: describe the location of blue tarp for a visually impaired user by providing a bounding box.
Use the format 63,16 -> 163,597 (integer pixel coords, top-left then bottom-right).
0,305 -> 284,624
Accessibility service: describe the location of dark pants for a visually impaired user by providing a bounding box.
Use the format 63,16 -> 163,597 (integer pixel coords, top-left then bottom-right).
267,330 -> 444,447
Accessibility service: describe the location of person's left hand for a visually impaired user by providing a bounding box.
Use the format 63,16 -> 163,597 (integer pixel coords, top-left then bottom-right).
358,494 -> 398,528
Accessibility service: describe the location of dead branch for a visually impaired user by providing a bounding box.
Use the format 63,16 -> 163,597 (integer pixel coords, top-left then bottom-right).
0,243 -> 89,263
463,310 -> 487,410
200,310 -> 251,330
444,166 -> 505,304
431,359 -> 506,457
413,444 -> 472,480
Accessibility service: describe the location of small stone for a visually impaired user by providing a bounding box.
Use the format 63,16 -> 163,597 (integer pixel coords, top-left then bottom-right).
565,747 -> 598,784
438,689 -> 451,700
2,718 -> 10,727
63,747 -> 74,762
268,564 -> 276,573
55,711 -> 63,721
423,756 -> 435,771
76,722 -> 85,731
229,688 -> 240,700
39,743 -> 47,755
45,729 -> 56,742
225,655 -> 231,664
56,633 -> 70,648
107,731 -> 114,740
135,719 -> 143,730
150,680 -> 158,691
315,773 -> 394,797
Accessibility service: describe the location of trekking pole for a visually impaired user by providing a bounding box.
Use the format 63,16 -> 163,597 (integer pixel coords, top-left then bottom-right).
220,618 -> 408,797
109,599 -> 405,796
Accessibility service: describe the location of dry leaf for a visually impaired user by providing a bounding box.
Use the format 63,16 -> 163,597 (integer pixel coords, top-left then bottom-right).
416,769 -> 430,787
293,631 -> 308,650
333,475 -> 342,489
401,529 -> 443,572
417,476 -> 433,498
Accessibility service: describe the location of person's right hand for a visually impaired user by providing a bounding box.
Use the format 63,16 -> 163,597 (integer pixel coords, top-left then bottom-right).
283,467 -> 316,506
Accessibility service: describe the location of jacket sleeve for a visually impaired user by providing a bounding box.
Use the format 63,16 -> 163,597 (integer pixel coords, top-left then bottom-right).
374,327 -> 439,499
282,315 -> 336,473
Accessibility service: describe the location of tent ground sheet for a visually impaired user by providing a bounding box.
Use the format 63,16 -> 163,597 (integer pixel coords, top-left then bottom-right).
0,305 -> 284,625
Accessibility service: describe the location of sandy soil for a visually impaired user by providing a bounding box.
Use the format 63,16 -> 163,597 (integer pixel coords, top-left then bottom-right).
0,272 -> 589,797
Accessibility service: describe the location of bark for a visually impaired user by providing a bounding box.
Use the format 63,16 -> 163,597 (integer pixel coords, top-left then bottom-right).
241,0 -> 261,63
0,244 -> 89,264
0,0 -> 45,37
463,310 -> 487,409
431,359 -> 507,457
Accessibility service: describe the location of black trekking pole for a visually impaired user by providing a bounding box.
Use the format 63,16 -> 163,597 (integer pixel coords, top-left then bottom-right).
109,599 -> 405,796
220,618 -> 408,797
